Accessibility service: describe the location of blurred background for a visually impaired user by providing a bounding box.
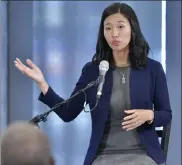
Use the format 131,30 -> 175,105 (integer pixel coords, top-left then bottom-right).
0,1 -> 181,165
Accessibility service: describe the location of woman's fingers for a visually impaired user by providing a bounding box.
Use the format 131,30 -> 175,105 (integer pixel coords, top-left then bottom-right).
14,58 -> 44,83
122,117 -> 139,126
15,58 -> 27,70
26,59 -> 38,70
16,58 -> 24,67
14,59 -> 32,76
14,61 -> 25,74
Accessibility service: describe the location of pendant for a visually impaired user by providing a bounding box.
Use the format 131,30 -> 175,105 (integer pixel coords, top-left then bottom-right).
122,77 -> 126,84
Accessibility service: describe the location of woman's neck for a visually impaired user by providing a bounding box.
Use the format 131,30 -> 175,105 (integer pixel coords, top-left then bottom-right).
113,48 -> 130,67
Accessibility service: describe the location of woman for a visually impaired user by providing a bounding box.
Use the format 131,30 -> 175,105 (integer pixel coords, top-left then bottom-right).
14,2 -> 171,165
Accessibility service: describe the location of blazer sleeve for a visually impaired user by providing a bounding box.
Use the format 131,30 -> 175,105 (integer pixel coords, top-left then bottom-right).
38,62 -> 91,122
148,62 -> 172,128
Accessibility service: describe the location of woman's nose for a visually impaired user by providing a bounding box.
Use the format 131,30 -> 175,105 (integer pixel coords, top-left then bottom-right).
112,28 -> 119,37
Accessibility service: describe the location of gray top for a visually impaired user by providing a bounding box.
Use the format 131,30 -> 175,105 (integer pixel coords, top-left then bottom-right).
96,66 -> 145,155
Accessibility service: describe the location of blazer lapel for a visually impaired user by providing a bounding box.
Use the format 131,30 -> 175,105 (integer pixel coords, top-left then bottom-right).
130,67 -> 150,110
102,68 -> 113,97
130,68 -> 138,109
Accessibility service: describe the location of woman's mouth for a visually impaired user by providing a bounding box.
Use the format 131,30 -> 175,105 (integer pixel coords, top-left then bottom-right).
111,40 -> 121,46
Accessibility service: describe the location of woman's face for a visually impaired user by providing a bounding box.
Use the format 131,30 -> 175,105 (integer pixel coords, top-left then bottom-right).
104,13 -> 131,52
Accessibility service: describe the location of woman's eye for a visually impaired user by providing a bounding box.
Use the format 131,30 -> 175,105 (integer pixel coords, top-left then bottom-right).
105,27 -> 111,30
118,25 -> 124,29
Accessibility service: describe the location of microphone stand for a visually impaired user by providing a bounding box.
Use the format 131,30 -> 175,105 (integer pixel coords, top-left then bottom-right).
29,77 -> 102,126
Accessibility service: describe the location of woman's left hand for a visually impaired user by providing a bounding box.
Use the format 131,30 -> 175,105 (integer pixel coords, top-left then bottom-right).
121,109 -> 154,131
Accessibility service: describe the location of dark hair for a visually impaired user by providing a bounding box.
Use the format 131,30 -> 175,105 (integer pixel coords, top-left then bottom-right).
92,2 -> 150,69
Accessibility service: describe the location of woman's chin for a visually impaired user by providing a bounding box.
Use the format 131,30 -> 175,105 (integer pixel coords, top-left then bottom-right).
110,46 -> 124,52
110,44 -> 129,52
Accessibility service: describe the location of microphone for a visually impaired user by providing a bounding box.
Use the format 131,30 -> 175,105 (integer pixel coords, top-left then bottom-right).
83,60 -> 109,112
29,61 -> 109,121
96,60 -> 109,101
29,76 -> 102,123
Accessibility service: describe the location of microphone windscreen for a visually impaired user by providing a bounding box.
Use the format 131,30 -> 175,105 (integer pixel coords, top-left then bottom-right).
99,60 -> 109,75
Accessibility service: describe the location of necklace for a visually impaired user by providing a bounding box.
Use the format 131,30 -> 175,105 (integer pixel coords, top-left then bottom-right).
116,69 -> 126,84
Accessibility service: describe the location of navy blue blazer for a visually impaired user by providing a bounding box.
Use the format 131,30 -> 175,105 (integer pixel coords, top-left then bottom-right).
39,57 -> 172,165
